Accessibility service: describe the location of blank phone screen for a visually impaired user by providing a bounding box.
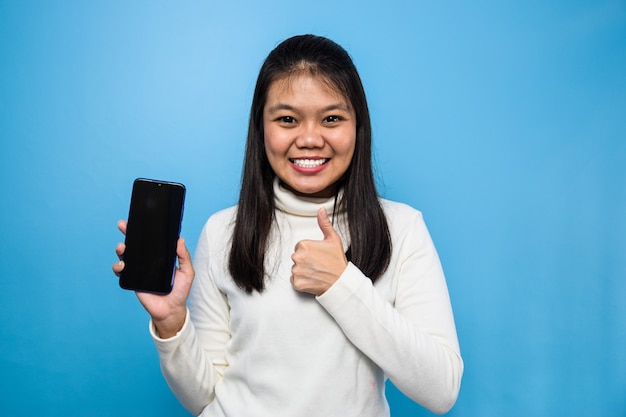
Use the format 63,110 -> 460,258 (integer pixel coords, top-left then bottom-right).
119,179 -> 185,294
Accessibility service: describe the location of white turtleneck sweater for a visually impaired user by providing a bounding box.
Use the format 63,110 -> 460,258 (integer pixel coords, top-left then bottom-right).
151,181 -> 463,416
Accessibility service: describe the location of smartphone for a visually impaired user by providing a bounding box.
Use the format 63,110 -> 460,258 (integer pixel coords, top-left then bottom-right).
119,178 -> 186,294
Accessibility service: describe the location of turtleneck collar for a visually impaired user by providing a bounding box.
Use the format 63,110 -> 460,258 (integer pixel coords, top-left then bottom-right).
273,178 -> 343,218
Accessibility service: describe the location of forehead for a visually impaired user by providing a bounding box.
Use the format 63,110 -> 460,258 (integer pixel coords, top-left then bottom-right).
266,73 -> 350,105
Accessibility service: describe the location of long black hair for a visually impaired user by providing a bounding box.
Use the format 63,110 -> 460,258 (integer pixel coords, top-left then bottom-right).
229,34 -> 391,293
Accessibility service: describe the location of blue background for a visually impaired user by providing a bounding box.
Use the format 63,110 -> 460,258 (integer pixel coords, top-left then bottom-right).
1,1 -> 625,416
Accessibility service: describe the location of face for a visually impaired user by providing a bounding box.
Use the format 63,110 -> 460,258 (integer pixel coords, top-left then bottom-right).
263,74 -> 357,198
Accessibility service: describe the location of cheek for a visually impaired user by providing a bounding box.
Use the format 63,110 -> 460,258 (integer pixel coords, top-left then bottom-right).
264,129 -> 296,164
263,125 -> 281,154
334,131 -> 357,160
262,127 -> 277,158
262,128 -> 287,175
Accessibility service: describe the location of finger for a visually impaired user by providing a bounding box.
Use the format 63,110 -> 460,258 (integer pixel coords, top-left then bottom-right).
118,220 -> 127,235
317,208 -> 338,241
115,242 -> 126,260
112,260 -> 124,277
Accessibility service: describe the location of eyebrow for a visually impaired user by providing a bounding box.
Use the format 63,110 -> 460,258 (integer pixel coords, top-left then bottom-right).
265,103 -> 352,114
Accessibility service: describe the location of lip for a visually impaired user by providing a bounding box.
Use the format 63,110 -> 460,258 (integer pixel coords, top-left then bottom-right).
289,157 -> 329,174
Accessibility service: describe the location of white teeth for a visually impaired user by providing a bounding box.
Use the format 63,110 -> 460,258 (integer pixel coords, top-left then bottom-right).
291,159 -> 328,168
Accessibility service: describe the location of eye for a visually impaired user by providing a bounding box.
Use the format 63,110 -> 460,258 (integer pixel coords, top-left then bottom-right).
323,115 -> 342,123
278,116 -> 296,124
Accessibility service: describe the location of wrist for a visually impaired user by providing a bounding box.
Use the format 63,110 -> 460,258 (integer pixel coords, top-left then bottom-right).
153,309 -> 186,339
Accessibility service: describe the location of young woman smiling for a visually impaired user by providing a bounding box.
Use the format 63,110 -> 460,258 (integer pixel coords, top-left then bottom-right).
113,34 -> 463,417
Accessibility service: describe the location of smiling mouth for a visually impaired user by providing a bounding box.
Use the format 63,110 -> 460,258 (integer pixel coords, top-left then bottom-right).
290,158 -> 329,168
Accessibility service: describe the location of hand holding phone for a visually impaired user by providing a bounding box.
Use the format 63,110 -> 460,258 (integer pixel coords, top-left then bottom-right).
112,179 -> 195,338
114,219 -> 194,339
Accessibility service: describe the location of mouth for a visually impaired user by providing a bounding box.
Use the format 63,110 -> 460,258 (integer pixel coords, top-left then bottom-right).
289,158 -> 329,169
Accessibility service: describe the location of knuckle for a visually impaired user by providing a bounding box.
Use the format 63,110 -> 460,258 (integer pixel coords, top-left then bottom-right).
291,251 -> 305,263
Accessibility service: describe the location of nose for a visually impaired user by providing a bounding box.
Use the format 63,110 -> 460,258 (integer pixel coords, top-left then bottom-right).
295,121 -> 324,148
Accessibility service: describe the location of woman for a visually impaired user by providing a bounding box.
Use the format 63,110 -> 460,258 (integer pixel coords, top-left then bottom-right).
114,34 -> 463,416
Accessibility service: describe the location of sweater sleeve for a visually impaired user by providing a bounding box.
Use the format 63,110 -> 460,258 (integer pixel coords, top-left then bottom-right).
316,210 -> 463,414
151,219 -> 231,416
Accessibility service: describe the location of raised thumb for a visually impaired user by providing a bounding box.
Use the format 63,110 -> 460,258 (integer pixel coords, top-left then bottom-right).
317,208 -> 337,241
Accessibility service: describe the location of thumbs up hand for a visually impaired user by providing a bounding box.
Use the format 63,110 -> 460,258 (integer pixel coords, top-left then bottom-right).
290,208 -> 348,296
